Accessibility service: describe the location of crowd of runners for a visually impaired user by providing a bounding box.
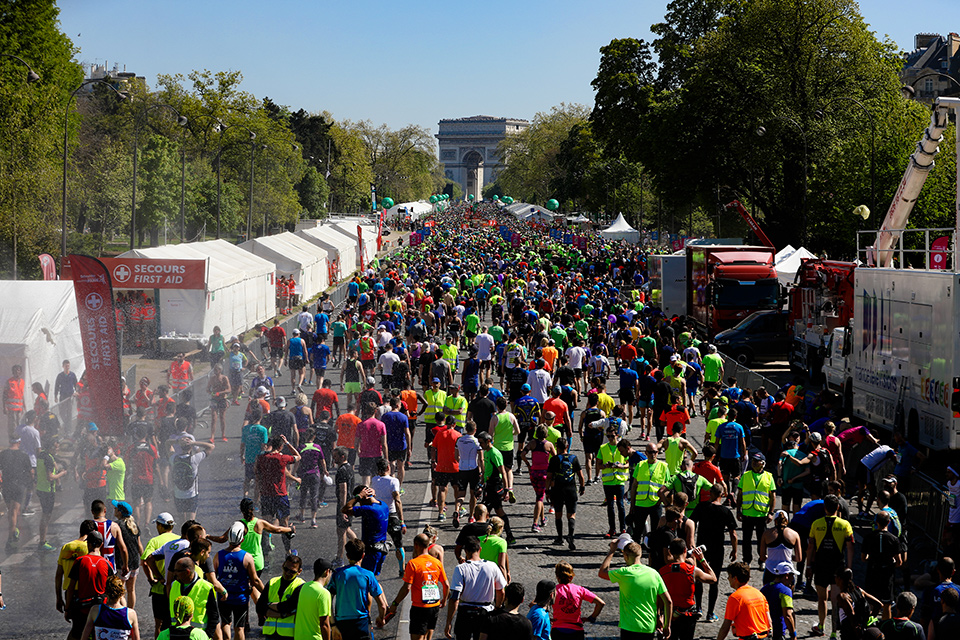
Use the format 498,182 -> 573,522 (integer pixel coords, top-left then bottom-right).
3,201 -> 960,640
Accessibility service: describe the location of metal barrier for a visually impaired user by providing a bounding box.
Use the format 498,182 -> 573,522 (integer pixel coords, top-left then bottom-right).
903,471 -> 952,555
719,354 -> 782,395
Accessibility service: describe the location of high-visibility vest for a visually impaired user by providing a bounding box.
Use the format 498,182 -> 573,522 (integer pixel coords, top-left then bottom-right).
444,395 -> 467,431
262,575 -> 304,636
740,470 -> 776,517
424,389 -> 447,425
77,389 -> 94,420
599,442 -> 629,485
5,377 -> 24,412
115,308 -> 125,332
170,361 -> 191,390
633,460 -> 669,507
170,578 -> 213,629
143,305 -> 156,322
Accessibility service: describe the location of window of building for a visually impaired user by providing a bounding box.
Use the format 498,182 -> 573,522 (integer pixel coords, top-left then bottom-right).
925,78 -> 934,93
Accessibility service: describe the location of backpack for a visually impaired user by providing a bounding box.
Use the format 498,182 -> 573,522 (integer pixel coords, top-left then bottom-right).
172,454 -> 196,492
557,453 -> 577,484
678,473 -> 698,501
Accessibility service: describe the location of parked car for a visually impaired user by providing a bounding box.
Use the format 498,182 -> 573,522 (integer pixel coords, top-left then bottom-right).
713,309 -> 790,366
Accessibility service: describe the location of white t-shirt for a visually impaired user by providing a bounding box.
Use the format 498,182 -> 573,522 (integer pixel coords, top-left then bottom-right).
449,559 -> 506,610
298,312 -> 313,332
526,369 -> 552,403
371,474 -> 401,514
377,332 -> 393,348
565,346 -> 586,369
474,333 -> 494,361
456,435 -> 482,471
589,354 -> 609,376
378,352 -> 400,375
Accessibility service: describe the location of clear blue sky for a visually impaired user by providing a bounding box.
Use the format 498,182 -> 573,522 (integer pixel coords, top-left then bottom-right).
57,0 -> 950,139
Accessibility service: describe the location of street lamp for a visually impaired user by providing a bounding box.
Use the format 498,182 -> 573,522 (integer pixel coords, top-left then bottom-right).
903,71 -> 960,101
816,96 -> 876,215
2,53 -> 40,280
130,103 -> 188,249
62,78 -> 127,268
757,116 -> 809,242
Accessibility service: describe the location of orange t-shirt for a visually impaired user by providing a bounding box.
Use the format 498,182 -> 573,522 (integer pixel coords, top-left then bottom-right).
431,427 -> 460,473
724,584 -> 771,637
543,397 -> 568,427
401,389 -> 419,418
404,553 -> 448,608
541,347 -> 558,371
336,413 -> 361,449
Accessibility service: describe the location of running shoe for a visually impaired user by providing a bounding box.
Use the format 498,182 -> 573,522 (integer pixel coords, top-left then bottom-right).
310,521 -> 318,529
603,531 -> 615,539
507,537 -> 518,547
531,525 -> 541,533
233,399 -> 241,405
319,502 -> 328,508
468,517 -> 476,524
548,507 -> 555,515
221,437 -> 228,442
438,511 -> 446,521
706,613 -> 719,623
811,624 -> 824,636
567,537 -> 576,550
552,537 -> 564,546
507,490 -> 517,504
12,528 -> 20,541
39,541 -> 55,551
453,512 -> 460,528
208,438 -> 215,443
21,509 -> 35,517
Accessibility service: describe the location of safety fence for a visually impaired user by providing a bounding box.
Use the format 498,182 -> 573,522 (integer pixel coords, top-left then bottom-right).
719,354 -> 782,395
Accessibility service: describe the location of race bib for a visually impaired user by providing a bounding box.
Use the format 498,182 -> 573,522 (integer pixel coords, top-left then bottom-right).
421,581 -> 441,605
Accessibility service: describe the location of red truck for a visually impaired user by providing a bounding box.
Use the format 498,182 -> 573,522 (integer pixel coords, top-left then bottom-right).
787,259 -> 856,380
686,245 -> 779,337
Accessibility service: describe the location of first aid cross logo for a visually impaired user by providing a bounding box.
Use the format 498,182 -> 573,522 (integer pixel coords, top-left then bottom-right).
113,264 -> 131,283
85,292 -> 104,311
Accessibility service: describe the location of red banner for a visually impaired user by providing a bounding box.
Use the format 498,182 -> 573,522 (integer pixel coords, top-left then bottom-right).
930,236 -> 951,270
63,257 -> 206,290
69,255 -> 125,437
38,253 -> 57,280
357,225 -> 366,271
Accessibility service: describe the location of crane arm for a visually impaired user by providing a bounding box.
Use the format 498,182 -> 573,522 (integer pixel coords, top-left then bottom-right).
724,200 -> 775,248
869,101 -> 953,267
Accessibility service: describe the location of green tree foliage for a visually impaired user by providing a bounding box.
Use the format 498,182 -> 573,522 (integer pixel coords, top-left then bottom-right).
590,40 -> 657,160
295,165 -> 329,219
496,103 -> 590,204
136,134 -> 180,246
349,121 -> 441,204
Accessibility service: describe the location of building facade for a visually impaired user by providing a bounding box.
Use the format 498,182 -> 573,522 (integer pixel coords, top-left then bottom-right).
436,115 -> 529,200
902,33 -> 960,103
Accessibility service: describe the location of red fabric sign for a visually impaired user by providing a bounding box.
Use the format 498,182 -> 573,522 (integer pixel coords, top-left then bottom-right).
63,257 -> 206,290
38,253 -> 57,280
69,255 -> 124,437
357,225 -> 365,271
930,236 -> 951,270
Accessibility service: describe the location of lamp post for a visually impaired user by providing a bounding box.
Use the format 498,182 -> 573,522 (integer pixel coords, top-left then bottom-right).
130,103 -> 188,250
816,96 -> 876,215
757,116 -> 809,242
904,71 -> 960,101
62,79 -> 127,268
2,53 -> 40,280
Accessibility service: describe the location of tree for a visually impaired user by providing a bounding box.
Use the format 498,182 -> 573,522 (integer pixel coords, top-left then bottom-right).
136,134 -> 180,246
295,165 -> 329,219
589,39 -> 657,160
650,0 -> 741,91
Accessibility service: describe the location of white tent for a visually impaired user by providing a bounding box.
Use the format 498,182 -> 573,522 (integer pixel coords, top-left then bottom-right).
567,214 -> 592,224
240,232 -> 329,300
776,244 -> 818,286
507,202 -> 554,219
326,222 -> 379,268
600,213 -> 641,244
119,239 -> 274,341
521,209 -> 556,223
387,200 -> 432,221
0,281 -> 83,408
296,226 -> 358,283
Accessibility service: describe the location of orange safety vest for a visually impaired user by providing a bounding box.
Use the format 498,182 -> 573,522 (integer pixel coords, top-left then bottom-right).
131,304 -> 145,324
122,386 -> 131,412
115,308 -> 125,332
5,377 -> 24,412
77,390 -> 93,420
170,360 -> 191,390
142,305 -> 156,322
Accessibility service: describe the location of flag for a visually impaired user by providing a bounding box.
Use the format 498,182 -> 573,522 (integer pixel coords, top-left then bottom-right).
38,254 -> 57,280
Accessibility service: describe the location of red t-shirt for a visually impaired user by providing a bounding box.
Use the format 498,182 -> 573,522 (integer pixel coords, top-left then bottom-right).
768,401 -> 794,426
128,442 -> 159,484
543,398 -> 569,426
255,451 -> 297,497
692,460 -> 724,503
69,554 -> 113,603
312,388 -> 339,416
431,427 -> 461,473
660,561 -> 696,609
267,326 -> 286,349
618,344 -> 638,363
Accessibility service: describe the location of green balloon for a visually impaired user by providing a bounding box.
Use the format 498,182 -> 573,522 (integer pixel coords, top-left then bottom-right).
429,195 -> 437,203
493,195 -> 500,200
546,198 -> 559,211
382,197 -> 394,208
468,194 -> 475,200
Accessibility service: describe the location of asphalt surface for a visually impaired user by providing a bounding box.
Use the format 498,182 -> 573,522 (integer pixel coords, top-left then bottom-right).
0,346 -> 821,640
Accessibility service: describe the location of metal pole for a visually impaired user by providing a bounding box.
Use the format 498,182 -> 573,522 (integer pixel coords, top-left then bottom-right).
262,145 -> 268,236
216,151 -> 222,240
180,136 -> 186,242
247,139 -> 255,240
131,122 -> 139,250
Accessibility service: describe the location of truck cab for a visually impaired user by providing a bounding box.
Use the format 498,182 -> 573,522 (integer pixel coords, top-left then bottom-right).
713,309 -> 790,366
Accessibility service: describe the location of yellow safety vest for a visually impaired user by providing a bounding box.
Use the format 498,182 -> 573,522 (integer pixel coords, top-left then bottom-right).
633,460 -> 669,507
599,443 -> 629,485
424,389 -> 447,425
170,578 -> 213,629
263,575 -> 305,637
444,395 -> 468,431
740,470 -> 775,517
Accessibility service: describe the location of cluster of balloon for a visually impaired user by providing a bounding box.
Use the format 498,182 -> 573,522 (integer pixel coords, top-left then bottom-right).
545,198 -> 559,211
429,195 -> 437,203
501,196 -> 514,205
381,197 -> 395,209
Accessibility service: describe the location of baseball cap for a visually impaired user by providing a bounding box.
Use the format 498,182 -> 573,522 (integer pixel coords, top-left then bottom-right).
773,509 -> 788,522
432,377 -> 441,383
111,500 -> 133,517
155,512 -> 175,526
521,383 -> 531,392
616,533 -> 634,551
232,343 -> 241,348
293,329 -> 300,335
552,386 -> 561,393
367,376 -> 376,385
809,432 -> 823,444
276,396 -> 287,407
751,452 -> 766,462
670,354 -> 679,362
87,422 -> 99,432
313,557 -> 333,576
772,561 -> 799,576
719,397 -> 729,405
257,386 -> 268,395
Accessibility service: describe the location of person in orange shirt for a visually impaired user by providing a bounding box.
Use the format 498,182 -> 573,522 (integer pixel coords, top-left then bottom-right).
4,364 -> 25,443
336,407 -> 361,466
660,397 -> 692,436
541,339 -> 559,372
717,562 -> 772,640
384,533 -> 449,636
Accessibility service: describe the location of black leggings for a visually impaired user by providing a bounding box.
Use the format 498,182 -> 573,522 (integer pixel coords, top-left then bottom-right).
695,547 -> 725,615
604,484 -> 626,533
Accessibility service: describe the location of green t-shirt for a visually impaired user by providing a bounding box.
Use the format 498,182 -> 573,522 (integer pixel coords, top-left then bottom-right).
294,581 -> 332,640
107,458 -> 126,501
637,336 -> 658,362
608,563 -> 667,633
493,413 -> 515,452
702,353 -> 723,383
331,321 -> 347,338
574,319 -> 589,338
478,533 -> 507,564
36,454 -> 57,493
483,446 -> 504,482
158,627 -> 209,640
142,532 -> 181,595
549,327 -> 567,349
488,326 -> 505,343
669,472 -> 712,515
465,314 -> 480,334
705,418 -> 724,445
545,424 -> 562,446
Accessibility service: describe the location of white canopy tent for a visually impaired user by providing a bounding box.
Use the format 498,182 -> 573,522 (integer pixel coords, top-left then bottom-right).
296,226 -> 357,283
567,214 -> 592,224
240,232 -> 329,300
775,244 -> 818,286
0,281 -> 84,407
119,239 -> 274,341
521,209 -> 556,223
387,200 -> 432,221
600,213 -> 641,244
326,222 -> 379,268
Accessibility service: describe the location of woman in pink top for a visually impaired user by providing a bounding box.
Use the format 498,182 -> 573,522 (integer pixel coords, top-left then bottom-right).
520,425 -> 557,533
551,561 -> 605,640
354,403 -> 388,484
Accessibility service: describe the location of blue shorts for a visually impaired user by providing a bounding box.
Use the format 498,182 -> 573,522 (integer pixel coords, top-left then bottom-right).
636,400 -> 652,409
360,546 -> 386,576
260,494 -> 291,520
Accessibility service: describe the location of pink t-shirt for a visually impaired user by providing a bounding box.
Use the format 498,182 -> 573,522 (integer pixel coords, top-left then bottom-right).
837,426 -> 867,445
552,582 -> 598,630
824,434 -> 842,463
357,418 -> 386,458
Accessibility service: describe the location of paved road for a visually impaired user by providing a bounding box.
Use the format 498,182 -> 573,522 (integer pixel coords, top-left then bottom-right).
0,347 -> 821,640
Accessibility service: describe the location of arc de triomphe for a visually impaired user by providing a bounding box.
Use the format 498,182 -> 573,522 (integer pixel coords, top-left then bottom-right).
436,115 -> 529,200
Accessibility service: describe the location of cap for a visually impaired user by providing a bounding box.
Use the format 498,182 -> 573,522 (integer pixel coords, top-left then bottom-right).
9,436 -> 20,444
772,561 -> 799,576
257,385 -> 268,395
313,557 -> 334,576
155,512 -> 176,526
478,431 -> 493,442
616,533 -> 634,551
708,344 -> 718,353
293,329 -> 300,335
432,377 -> 441,383
719,397 -> 729,405
111,500 -> 133,517
773,509 -> 788,522
809,432 -> 823,443
232,343 -> 241,348
552,386 -> 561,394
228,521 -> 247,545
87,422 -> 99,432
367,376 -> 376,385
882,475 -> 898,485
521,383 -> 531,392
751,452 -> 766,462
276,396 -> 287,407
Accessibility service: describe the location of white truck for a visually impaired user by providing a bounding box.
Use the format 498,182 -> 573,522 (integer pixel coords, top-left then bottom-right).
648,253 -> 687,318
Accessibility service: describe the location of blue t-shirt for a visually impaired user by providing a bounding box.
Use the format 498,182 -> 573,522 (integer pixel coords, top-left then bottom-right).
761,581 -> 793,640
242,423 -> 268,464
382,411 -> 409,451
310,343 -> 330,369
790,499 -> 824,530
352,501 -> 390,544
527,605 -> 551,640
314,312 -> 329,333
637,375 -> 656,402
715,421 -> 746,459
463,358 -> 481,387
328,564 -> 382,621
619,367 -> 639,391
217,549 -> 251,604
347,282 -> 359,297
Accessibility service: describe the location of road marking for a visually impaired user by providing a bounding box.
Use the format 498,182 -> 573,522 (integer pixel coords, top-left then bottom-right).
395,468 -> 435,639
